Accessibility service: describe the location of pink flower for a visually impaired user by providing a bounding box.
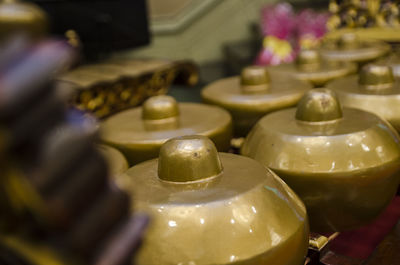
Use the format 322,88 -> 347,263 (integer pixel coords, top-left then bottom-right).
296,9 -> 329,39
257,3 -> 329,65
261,3 -> 295,40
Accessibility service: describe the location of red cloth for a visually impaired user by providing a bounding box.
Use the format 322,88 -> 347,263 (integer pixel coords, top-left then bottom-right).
328,196 -> 400,260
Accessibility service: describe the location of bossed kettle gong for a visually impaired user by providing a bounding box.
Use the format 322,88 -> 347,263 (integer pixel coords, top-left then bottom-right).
268,49 -> 356,87
375,51 -> 400,76
320,33 -> 390,66
327,64 -> 400,132
202,66 -> 311,137
242,89 -> 400,232
118,135 -> 309,265
101,95 -> 232,165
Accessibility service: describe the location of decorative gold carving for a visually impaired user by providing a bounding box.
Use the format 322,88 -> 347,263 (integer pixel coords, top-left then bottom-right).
58,59 -> 198,119
328,0 -> 400,30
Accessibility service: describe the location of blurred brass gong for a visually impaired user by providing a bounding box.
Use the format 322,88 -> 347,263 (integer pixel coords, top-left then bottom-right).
320,33 -> 391,65
0,0 -> 47,40
242,89 -> 400,232
268,50 -> 356,87
100,95 -> 232,165
118,135 -> 309,265
98,144 -> 128,177
201,66 -> 311,137
327,64 -> 400,131
375,51 -> 400,76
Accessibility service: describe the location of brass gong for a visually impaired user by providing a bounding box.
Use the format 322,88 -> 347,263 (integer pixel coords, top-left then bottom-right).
0,0 -> 47,40
101,95 -> 233,165
97,144 -> 128,177
242,89 -> 400,232
202,66 -> 311,137
268,49 -> 356,87
327,64 -> 400,132
117,135 -> 309,265
320,33 -> 391,65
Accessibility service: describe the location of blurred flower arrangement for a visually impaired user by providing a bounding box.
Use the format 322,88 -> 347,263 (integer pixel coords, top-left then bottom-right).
256,3 -> 329,65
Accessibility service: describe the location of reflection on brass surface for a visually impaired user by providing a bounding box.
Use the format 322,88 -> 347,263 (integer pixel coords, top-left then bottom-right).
320,33 -> 390,65
242,89 -> 400,232
58,59 -> 198,118
97,144 -> 129,177
327,64 -> 400,131
230,137 -> 244,150
0,0 -> 47,40
100,96 -> 232,165
117,135 -> 309,265
295,89 -> 343,122
268,50 -> 356,87
309,235 -> 329,251
201,66 -> 311,137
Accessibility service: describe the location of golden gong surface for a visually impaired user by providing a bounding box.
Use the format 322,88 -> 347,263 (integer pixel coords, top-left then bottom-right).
0,0 -> 47,40
320,33 -> 391,65
327,64 -> 400,132
97,144 -> 128,177
268,50 -> 356,87
242,89 -> 400,232
201,66 -> 311,137
101,95 -> 232,165
376,51 -> 400,77
118,135 -> 309,265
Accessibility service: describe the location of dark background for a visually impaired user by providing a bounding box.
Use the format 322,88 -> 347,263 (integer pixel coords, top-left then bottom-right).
30,0 -> 150,60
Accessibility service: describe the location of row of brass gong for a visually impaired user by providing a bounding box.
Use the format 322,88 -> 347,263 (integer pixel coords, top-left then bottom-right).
99,33 -> 400,265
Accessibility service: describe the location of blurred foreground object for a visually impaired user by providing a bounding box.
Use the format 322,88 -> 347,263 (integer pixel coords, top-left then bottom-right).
57,59 -> 199,119
0,37 -> 147,264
